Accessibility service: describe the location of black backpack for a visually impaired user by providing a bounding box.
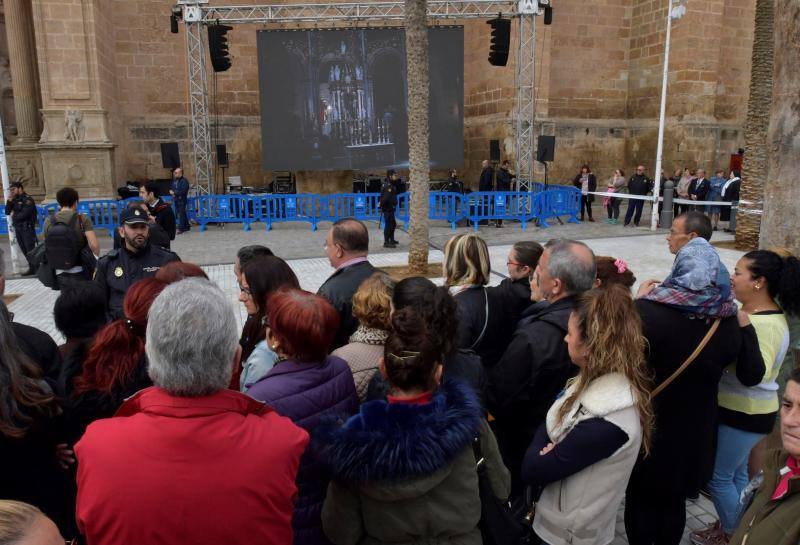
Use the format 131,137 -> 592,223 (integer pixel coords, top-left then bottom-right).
45,213 -> 83,270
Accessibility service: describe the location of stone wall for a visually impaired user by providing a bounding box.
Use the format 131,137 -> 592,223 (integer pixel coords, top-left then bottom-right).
0,0 -> 758,197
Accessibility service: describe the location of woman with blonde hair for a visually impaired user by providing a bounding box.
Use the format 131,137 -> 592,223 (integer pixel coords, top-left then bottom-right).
522,285 -> 653,545
443,233 -> 504,366
332,272 -> 396,401
0,500 -> 66,545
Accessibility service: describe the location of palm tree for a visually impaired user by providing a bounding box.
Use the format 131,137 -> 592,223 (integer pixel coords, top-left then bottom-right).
735,0 -> 774,250
758,0 -> 800,254
404,0 -> 430,273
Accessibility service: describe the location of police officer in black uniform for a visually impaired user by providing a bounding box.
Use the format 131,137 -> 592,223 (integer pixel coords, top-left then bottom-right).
4,181 -> 38,275
379,169 -> 399,248
95,207 -> 180,320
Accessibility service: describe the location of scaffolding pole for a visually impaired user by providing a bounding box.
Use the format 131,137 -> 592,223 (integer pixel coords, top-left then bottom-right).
514,13 -> 535,191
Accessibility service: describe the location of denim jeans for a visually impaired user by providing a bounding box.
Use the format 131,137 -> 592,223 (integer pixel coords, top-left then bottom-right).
707,424 -> 766,534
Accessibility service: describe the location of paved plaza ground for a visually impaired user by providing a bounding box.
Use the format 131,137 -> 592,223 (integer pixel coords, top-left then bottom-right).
2,218 -> 738,545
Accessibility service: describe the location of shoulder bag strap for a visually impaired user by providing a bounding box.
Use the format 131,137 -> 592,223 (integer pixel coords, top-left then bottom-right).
469,288 -> 490,351
652,318 -> 721,399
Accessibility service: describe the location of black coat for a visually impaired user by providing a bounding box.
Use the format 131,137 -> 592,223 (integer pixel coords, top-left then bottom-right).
0,404 -> 69,532
627,300 -> 765,498
318,260 -> 376,350
487,296 -> 578,493
496,167 -> 514,191
149,199 -> 177,242
94,242 -> 180,321
452,286 -> 507,368
485,278 -> 532,367
572,173 -> 598,201
58,340 -> 153,445
5,193 -> 37,227
628,174 -> 653,196
379,180 -> 398,212
690,178 -> 710,201
479,166 -> 494,192
12,321 -> 61,388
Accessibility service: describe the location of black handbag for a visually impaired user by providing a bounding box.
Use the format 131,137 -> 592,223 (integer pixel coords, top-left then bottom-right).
472,435 -> 531,545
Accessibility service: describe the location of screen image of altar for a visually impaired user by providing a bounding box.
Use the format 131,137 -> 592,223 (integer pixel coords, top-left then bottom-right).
258,27 -> 464,171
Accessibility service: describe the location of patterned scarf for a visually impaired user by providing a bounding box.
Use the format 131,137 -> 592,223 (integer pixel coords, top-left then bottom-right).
644,237 -> 737,317
349,325 -> 389,346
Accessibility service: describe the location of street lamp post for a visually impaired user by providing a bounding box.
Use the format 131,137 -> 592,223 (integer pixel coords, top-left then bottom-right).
650,0 -> 686,231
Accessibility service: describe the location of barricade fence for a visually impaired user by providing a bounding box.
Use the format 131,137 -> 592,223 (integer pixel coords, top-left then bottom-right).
1,187 -> 583,235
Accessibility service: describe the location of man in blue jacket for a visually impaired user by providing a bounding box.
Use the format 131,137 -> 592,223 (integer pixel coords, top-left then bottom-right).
169,167 -> 191,234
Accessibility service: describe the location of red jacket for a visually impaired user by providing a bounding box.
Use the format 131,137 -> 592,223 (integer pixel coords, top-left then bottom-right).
75,386 -> 309,545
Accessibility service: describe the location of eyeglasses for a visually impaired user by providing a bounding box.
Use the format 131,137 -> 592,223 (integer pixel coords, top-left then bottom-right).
507,260 -> 525,267
238,282 -> 252,297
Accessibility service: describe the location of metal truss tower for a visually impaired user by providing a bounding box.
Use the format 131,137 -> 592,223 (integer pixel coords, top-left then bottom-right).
176,0 -> 541,195
514,13 -> 535,191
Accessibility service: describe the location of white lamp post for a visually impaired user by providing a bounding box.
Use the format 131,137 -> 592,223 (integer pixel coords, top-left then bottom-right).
650,0 -> 687,231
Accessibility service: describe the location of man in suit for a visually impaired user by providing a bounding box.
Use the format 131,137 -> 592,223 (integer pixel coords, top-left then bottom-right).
479,159 -> 494,192
318,219 -> 376,350
689,169 -> 711,211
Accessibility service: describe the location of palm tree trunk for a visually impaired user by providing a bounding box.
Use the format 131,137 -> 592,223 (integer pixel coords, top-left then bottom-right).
735,0 -> 774,250
759,0 -> 800,254
405,0 -> 430,273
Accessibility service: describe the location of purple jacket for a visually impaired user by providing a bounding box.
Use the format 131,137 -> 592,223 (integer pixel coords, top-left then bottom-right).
247,355 -> 358,545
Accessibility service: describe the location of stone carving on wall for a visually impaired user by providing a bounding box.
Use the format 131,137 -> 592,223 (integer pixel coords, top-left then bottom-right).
0,56 -> 16,142
64,109 -> 85,142
18,159 -> 39,187
39,111 -> 49,142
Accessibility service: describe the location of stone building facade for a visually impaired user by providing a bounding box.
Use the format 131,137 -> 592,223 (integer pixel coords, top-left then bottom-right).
1,0 -> 754,199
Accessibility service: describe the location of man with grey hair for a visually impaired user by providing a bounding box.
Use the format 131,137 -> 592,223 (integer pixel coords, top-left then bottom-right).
75,278 -> 309,545
488,238 -> 596,496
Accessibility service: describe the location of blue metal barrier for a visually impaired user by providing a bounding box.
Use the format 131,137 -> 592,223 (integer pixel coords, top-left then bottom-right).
429,191 -> 463,230
537,187 -> 581,227
78,200 -> 120,236
462,191 -> 538,231
324,193 -> 382,223
258,194 -> 322,231
1,186 -> 581,236
192,194 -> 257,231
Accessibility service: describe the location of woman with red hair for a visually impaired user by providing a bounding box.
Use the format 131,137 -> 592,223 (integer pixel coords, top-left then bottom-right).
61,278 -> 167,444
247,289 -> 358,545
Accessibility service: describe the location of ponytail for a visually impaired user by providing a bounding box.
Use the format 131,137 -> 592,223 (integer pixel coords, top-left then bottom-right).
384,307 -> 441,392
744,250 -> 800,317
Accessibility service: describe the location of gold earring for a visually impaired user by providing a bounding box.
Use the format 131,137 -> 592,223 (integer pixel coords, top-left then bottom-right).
755,284 -> 761,290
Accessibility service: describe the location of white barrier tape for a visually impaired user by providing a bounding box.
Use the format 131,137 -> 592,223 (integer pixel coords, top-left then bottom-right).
586,191 -> 734,207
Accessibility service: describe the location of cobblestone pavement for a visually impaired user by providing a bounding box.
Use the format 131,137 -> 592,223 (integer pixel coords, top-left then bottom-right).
3,221 -> 733,543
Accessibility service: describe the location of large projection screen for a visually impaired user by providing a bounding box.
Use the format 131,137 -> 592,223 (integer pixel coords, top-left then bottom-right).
258,27 -> 464,171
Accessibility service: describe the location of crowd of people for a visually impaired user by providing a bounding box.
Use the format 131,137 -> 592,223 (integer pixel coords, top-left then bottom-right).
1,206 -> 799,545
571,164 -> 742,231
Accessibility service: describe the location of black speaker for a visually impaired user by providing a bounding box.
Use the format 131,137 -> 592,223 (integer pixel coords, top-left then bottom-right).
543,5 -> 553,25
536,135 -> 555,163
160,142 -> 181,169
487,18 -> 511,66
208,24 -> 233,73
489,139 -> 501,162
216,144 -> 228,167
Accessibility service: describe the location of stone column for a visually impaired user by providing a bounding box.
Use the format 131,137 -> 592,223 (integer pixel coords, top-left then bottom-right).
6,0 -> 40,143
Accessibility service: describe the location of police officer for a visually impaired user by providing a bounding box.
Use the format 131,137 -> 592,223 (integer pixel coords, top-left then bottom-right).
4,181 -> 38,275
95,206 -> 180,320
379,169 -> 399,248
